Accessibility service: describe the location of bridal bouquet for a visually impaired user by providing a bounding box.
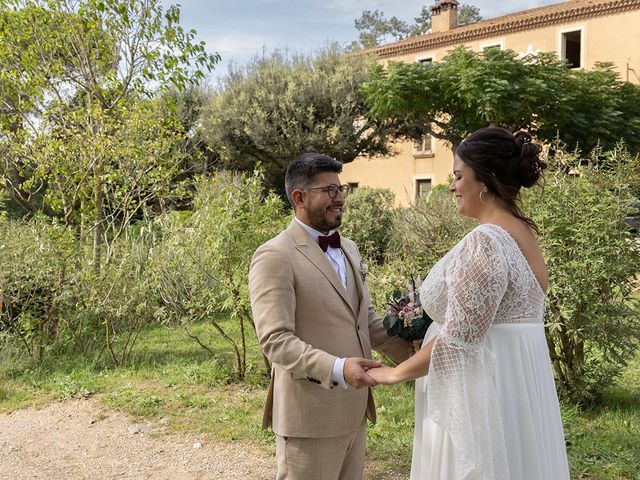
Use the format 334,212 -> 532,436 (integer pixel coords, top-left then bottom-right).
383,279 -> 433,342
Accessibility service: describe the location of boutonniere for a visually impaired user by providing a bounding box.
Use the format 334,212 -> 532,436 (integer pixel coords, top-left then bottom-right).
359,260 -> 368,282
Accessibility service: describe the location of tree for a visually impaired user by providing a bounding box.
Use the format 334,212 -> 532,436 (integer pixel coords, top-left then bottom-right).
201,44 -> 401,196
0,0 -> 219,271
350,4 -> 482,50
410,6 -> 433,37
363,46 -> 640,152
352,9 -> 410,49
161,85 -> 220,182
457,5 -> 482,27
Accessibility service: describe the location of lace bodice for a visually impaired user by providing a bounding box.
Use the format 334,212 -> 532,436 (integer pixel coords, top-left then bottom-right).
417,224 -> 547,480
421,223 -> 545,330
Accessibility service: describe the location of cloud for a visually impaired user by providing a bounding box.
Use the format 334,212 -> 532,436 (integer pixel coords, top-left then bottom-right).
205,33 -> 270,58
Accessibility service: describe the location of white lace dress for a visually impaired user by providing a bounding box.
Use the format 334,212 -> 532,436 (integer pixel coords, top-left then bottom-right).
413,224 -> 570,480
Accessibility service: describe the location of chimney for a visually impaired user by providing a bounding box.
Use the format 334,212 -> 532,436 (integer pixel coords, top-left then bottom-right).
431,0 -> 459,33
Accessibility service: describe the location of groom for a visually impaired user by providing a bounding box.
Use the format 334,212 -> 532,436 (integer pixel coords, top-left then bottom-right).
249,153 -> 410,480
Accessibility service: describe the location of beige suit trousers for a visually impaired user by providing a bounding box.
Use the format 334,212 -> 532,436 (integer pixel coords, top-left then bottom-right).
275,417 -> 367,480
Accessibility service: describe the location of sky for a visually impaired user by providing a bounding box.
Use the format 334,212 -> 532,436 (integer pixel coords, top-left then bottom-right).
164,0 -> 553,82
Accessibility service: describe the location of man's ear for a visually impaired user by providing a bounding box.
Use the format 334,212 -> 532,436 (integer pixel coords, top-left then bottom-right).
291,189 -> 305,210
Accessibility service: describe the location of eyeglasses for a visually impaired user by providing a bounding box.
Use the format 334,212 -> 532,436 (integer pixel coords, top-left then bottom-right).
305,183 -> 350,199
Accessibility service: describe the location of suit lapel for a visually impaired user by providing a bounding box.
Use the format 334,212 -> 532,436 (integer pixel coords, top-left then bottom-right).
287,220 -> 354,314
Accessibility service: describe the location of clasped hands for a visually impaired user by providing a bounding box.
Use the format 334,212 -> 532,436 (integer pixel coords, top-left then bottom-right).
343,357 -> 385,389
344,341 -> 420,388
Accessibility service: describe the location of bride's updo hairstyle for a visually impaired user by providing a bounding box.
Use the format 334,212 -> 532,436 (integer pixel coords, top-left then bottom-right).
455,127 -> 546,230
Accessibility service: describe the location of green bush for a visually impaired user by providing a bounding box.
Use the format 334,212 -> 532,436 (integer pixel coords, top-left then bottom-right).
390,187 -> 475,275
77,227 -> 162,367
365,187 -> 473,333
153,170 -> 289,379
341,187 -> 395,264
0,219 -> 78,360
0,216 -> 168,367
525,146 -> 640,404
366,259 -> 420,315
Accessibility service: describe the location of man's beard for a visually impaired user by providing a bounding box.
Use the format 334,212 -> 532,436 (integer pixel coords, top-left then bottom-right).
309,209 -> 342,232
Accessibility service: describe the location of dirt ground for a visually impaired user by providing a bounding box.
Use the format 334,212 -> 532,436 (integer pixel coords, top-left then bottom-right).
0,399 -> 276,479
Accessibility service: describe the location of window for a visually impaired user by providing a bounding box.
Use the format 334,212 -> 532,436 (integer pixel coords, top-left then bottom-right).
416,53 -> 436,65
559,27 -> 585,69
481,40 -> 503,51
562,31 -> 581,67
347,182 -> 359,195
413,134 -> 433,157
416,179 -> 432,200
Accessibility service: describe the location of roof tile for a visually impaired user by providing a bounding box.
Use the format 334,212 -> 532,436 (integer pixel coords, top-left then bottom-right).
370,0 -> 640,57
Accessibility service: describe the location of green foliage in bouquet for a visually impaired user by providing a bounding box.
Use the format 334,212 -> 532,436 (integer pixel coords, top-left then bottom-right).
382,282 -> 433,342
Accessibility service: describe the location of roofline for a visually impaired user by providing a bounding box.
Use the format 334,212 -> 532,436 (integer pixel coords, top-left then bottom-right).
371,0 -> 640,58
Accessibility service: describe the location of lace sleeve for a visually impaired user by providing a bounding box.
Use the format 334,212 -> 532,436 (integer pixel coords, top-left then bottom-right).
426,230 -> 510,479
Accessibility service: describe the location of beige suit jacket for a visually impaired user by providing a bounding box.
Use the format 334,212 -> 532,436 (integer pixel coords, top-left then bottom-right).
249,219 -> 409,439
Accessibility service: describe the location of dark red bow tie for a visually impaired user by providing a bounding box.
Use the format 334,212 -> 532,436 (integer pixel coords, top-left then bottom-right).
318,232 -> 341,252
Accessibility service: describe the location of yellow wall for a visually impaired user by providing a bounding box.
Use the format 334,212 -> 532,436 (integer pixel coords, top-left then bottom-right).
340,8 -> 640,206
343,139 -> 455,204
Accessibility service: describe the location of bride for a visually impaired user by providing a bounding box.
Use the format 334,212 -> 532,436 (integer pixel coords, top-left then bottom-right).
368,127 -> 570,479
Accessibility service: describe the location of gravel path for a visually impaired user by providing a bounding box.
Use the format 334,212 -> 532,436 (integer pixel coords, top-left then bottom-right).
0,400 -> 276,480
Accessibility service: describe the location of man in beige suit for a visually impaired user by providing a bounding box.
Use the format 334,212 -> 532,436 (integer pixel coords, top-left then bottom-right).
249,153 -> 410,480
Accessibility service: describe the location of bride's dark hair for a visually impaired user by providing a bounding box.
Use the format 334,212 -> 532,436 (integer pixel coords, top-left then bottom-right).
455,127 -> 546,231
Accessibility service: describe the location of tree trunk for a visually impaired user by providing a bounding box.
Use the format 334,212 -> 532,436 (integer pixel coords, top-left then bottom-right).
92,166 -> 104,275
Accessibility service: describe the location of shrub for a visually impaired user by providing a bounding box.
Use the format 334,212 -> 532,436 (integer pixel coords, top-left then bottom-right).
525,146 -> 640,403
0,216 -> 163,366
366,259 -> 420,315
341,187 -> 395,264
365,186 -> 473,334
79,227 -> 162,367
154,170 -> 289,379
390,187 -> 475,275
0,219 -> 78,360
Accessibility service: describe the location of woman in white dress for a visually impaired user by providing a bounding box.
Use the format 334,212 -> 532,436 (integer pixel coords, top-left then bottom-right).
369,127 -> 570,480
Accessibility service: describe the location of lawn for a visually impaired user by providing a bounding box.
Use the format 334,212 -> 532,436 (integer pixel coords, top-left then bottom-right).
1,318 -> 639,479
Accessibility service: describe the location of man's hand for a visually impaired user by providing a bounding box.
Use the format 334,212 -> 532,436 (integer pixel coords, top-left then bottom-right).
343,357 -> 382,389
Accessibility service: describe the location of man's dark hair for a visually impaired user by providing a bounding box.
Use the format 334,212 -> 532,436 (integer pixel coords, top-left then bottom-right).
285,153 -> 343,208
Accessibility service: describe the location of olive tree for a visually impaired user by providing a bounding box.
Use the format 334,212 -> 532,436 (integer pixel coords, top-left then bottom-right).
202,44 -> 401,196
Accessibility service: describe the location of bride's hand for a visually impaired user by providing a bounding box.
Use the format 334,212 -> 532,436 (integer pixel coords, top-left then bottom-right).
367,365 -> 397,385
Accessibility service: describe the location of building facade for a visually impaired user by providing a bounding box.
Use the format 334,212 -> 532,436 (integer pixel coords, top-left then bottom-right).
341,0 -> 640,205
